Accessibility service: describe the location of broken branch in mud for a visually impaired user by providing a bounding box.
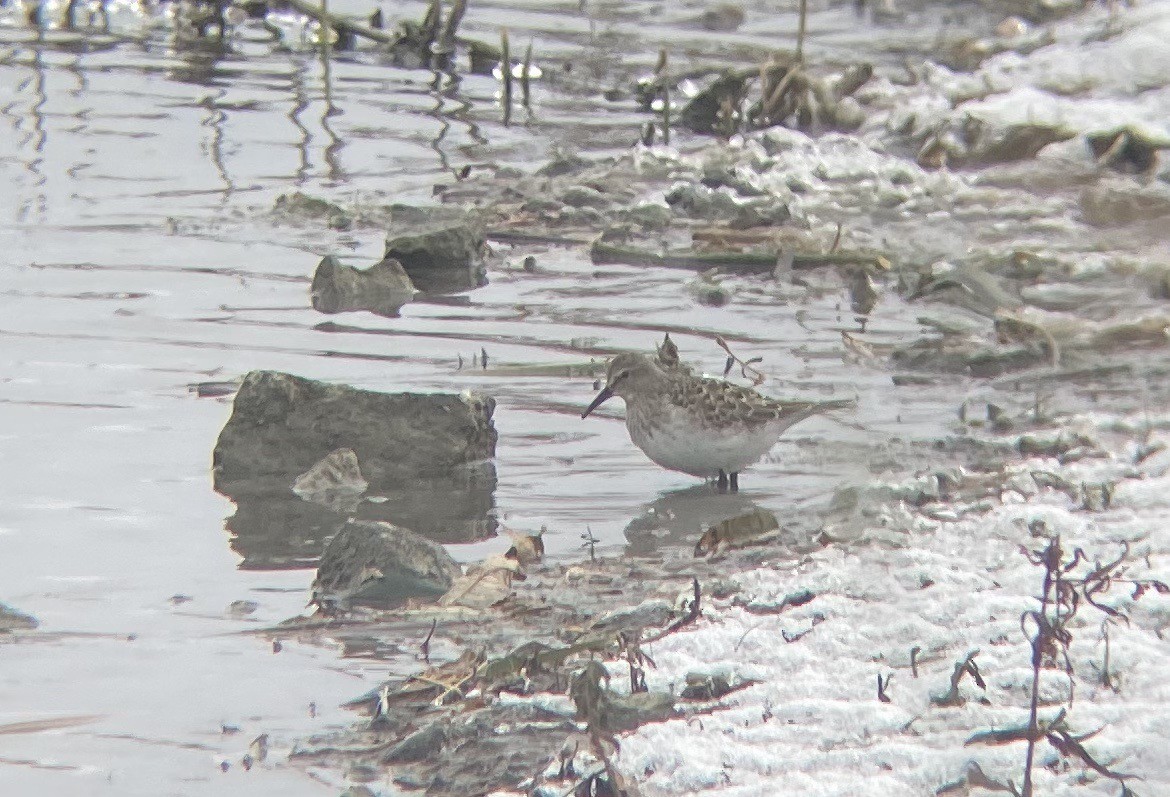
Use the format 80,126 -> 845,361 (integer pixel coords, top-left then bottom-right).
590,240 -> 890,274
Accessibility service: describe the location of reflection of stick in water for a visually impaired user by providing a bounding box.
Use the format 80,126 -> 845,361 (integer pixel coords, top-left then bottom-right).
289,58 -> 312,185
201,88 -> 235,197
520,41 -> 533,108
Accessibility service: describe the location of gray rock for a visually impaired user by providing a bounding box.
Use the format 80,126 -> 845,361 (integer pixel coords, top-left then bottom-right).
310,255 -> 416,317
622,202 -> 672,230
214,373 -> 499,565
536,153 -> 591,178
0,602 -> 38,632
383,223 -> 486,293
559,186 -> 610,209
731,199 -> 791,229
311,521 -> 462,610
272,192 -> 353,229
680,672 -> 736,700
292,448 -> 369,500
383,723 -> 448,763
678,71 -> 749,135
213,371 -> 497,491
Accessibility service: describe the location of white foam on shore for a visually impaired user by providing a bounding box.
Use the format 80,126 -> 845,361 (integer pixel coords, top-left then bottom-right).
611,415 -> 1170,795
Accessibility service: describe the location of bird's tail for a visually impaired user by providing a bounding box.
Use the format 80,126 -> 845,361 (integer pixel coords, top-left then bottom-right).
781,396 -> 857,428
813,397 -> 857,413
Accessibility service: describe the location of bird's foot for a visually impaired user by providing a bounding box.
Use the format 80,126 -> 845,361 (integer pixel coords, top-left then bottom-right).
729,472 -> 739,493
717,470 -> 729,492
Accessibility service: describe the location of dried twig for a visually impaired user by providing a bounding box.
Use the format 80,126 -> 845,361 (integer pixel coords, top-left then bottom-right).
714,335 -> 766,385
500,29 -> 512,126
796,0 -> 809,62
420,618 -> 437,663
640,579 -> 702,646
829,222 -> 842,254
932,651 -> 984,707
1005,536 -> 1159,796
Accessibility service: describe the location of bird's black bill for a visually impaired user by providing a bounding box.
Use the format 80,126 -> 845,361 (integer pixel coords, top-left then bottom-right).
581,385 -> 614,418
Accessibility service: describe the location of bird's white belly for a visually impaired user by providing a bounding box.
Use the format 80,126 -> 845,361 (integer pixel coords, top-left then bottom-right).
626,406 -> 779,477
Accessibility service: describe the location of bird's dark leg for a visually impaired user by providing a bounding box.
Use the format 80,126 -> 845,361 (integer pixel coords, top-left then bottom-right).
717,470 -> 729,492
729,472 -> 739,492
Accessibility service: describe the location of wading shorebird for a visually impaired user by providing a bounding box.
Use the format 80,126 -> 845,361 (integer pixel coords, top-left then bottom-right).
581,348 -> 854,492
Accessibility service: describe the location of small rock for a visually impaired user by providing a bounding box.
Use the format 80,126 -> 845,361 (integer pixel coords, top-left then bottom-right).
310,255 -> 416,317
678,72 -> 749,135
248,733 -> 269,763
273,192 -> 347,224
694,507 -> 781,556
227,600 -> 259,617
964,121 -> 1075,165
622,202 -> 673,230
680,672 -> 740,700
587,599 -> 677,636
292,448 -> 369,500
536,153 -> 591,178
311,521 -> 462,610
700,2 -> 745,31
686,271 -> 732,306
831,97 -> 866,131
1086,127 -> 1170,174
0,602 -> 38,632
559,185 -> 610,210
731,199 -> 791,229
383,723 -> 447,763
383,223 -> 486,293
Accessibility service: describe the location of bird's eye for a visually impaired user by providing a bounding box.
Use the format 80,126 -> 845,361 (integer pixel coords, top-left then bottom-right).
614,370 -> 630,381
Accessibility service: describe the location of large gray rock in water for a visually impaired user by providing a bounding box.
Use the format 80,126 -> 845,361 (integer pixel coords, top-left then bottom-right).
214,371 -> 496,488
311,521 -> 462,610
213,372 -> 498,565
310,255 -> 417,317
383,223 -> 486,293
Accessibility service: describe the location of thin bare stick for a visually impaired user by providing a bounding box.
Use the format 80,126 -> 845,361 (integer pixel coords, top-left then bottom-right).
420,618 -> 437,663
715,335 -> 766,385
501,29 -> 513,126
521,41 -> 534,107
657,48 -> 670,145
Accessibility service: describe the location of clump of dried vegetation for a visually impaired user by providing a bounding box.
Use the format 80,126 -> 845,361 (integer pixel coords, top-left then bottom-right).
942,528 -> 1167,796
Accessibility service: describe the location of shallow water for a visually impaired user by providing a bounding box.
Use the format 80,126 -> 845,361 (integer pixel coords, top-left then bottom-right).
0,0 -> 1159,792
